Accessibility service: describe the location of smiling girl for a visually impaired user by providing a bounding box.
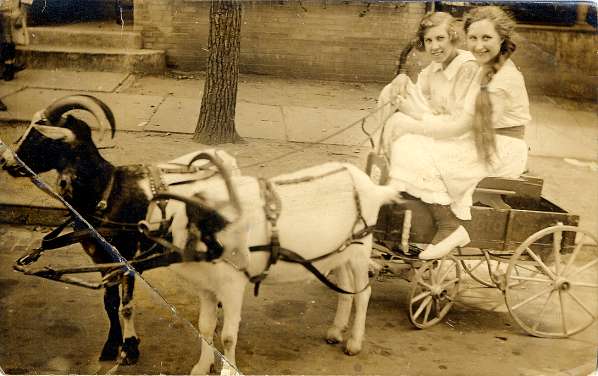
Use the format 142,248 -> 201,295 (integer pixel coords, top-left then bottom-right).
385,6 -> 530,260
378,12 -> 478,151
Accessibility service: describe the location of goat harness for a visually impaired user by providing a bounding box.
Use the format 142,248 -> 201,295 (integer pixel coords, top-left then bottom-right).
242,167 -> 375,296
14,162 -> 218,286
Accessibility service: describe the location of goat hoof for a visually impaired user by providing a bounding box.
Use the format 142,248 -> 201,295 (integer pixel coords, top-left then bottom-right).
99,352 -> 118,361
344,339 -> 362,356
325,327 -> 343,344
119,337 -> 140,365
326,337 -> 340,345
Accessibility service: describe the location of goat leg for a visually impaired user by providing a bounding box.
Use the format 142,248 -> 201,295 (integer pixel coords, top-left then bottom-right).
119,272 -> 140,365
99,284 -> 123,361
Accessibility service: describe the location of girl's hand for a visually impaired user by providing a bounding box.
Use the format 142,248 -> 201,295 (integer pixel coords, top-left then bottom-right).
390,74 -> 410,100
396,96 -> 423,120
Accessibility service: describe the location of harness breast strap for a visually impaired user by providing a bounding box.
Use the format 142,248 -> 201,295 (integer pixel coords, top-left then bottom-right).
250,178 -> 282,295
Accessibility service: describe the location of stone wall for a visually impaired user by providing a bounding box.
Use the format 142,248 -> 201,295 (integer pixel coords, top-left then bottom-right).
513,25 -> 596,99
133,0 -> 596,99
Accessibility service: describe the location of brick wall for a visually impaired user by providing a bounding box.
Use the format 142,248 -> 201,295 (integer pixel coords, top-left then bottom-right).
134,0 -> 596,99
134,0 -> 427,82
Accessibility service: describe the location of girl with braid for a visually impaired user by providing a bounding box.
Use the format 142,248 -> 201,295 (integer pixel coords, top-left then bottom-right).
386,6 -> 530,260
378,12 -> 478,154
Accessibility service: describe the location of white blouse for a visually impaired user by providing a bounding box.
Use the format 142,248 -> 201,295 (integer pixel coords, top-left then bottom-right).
420,59 -> 532,138
416,49 -> 478,116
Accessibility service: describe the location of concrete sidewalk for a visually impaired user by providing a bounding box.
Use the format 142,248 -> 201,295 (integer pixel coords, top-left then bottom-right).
1,69 -> 596,159
0,69 -> 597,234
0,69 -> 383,147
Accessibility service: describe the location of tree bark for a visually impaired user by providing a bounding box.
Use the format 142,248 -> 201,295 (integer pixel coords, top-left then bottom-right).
193,0 -> 242,144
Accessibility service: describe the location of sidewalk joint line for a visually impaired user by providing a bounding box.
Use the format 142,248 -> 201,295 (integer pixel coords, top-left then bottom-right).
144,94 -> 171,130
113,72 -> 134,93
278,105 -> 289,142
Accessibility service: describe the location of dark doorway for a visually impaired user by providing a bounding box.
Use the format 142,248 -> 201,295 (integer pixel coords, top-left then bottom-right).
27,0 -> 133,26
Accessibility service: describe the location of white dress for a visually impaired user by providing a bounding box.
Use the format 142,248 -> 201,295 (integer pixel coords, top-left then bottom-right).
388,59 -> 530,220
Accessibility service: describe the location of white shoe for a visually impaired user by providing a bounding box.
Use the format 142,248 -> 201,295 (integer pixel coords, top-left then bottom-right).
419,225 -> 470,260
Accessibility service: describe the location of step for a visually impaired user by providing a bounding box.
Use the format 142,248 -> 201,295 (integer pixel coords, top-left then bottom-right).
28,26 -> 143,49
17,45 -> 166,74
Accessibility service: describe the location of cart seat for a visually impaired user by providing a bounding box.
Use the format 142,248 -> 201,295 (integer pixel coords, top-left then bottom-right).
474,175 -> 543,209
365,152 -> 544,209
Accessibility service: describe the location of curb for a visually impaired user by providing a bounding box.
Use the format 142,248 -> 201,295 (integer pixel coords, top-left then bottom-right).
0,204 -> 69,226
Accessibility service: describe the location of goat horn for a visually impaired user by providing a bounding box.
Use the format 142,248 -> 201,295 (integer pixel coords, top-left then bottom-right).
186,152 -> 242,217
43,95 -> 116,139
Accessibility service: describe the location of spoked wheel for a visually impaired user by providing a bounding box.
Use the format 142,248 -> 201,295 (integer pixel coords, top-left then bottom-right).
409,256 -> 461,329
505,225 -> 598,338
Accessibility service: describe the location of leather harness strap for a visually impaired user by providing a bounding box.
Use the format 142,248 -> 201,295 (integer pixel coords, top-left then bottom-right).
246,168 -> 374,296
96,172 -> 116,212
147,166 -> 169,227
17,166 -> 173,267
249,178 -> 282,295
16,214 -> 142,266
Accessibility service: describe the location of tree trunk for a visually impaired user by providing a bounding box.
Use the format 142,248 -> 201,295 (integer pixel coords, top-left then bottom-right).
193,0 -> 242,144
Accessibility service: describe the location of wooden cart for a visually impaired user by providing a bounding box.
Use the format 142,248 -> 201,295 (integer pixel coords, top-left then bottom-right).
367,155 -> 598,338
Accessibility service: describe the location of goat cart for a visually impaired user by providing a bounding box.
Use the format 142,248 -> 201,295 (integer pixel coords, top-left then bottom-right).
366,156 -> 598,338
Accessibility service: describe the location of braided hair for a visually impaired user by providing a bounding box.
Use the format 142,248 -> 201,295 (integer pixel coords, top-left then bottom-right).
464,6 -> 517,165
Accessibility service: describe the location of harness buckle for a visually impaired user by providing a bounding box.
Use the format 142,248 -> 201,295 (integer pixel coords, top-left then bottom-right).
16,248 -> 43,266
96,200 -> 108,211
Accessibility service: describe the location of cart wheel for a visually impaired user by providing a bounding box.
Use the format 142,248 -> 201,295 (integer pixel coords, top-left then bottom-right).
505,225 -> 598,338
408,256 -> 461,329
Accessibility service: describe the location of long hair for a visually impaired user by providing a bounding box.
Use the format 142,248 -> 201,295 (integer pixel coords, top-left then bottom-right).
414,12 -> 461,52
464,6 -> 517,165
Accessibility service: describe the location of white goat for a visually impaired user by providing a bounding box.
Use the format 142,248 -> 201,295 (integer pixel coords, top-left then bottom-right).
154,161 -> 399,374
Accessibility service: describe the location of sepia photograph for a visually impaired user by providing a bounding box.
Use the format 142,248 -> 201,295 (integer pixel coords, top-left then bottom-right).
0,0 -> 596,374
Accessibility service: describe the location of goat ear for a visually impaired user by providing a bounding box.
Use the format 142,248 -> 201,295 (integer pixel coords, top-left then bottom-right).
32,125 -> 76,143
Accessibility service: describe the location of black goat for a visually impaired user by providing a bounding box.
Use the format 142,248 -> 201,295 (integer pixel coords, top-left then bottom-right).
0,95 -> 237,365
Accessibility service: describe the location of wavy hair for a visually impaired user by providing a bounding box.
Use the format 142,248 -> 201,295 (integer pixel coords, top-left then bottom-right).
464,6 -> 517,165
414,12 -> 461,52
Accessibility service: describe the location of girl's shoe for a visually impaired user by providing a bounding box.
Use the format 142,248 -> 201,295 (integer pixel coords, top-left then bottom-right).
418,225 -> 470,260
